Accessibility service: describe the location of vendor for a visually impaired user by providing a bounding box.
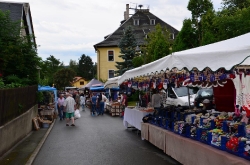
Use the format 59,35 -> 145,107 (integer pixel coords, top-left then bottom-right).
151,90 -> 163,115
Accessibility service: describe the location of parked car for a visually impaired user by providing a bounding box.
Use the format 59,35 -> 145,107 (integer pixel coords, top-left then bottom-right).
165,86 -> 196,108
194,88 -> 214,108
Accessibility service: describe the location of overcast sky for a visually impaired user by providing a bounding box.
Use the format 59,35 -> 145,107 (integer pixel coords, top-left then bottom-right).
4,0 -> 222,65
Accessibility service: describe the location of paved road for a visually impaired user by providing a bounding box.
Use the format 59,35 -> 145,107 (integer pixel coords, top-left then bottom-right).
33,108 -> 181,165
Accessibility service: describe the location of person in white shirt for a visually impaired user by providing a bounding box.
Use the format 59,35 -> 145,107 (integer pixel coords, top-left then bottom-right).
99,93 -> 108,116
80,94 -> 86,111
57,94 -> 65,120
63,93 -> 76,126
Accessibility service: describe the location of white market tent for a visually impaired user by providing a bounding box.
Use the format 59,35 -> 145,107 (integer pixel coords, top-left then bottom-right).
118,32 -> 250,84
104,76 -> 121,89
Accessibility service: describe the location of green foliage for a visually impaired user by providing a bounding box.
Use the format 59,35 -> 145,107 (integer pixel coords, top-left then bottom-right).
221,0 -> 250,12
53,68 -> 76,90
115,26 -> 137,76
42,55 -> 64,86
36,91 -> 44,102
0,10 -> 40,85
144,24 -> 171,63
128,90 -> 139,102
132,56 -> 144,68
5,75 -> 21,84
69,59 -> 79,75
173,19 -> 198,52
78,54 -> 94,80
173,0 -> 250,52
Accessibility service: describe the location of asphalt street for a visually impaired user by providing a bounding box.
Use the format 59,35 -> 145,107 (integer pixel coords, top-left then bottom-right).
32,108 -> 181,165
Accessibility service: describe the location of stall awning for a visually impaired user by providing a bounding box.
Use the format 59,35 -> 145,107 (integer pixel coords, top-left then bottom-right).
104,76 -> 121,89
118,32 -> 250,84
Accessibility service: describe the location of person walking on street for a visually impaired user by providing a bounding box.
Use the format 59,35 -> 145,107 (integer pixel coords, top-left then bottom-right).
91,93 -> 97,116
80,93 -> 86,111
96,93 -> 102,116
99,93 -> 107,116
63,93 -> 76,126
57,94 -> 65,120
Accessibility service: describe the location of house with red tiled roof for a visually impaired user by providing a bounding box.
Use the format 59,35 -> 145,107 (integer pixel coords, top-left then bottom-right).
72,77 -> 88,88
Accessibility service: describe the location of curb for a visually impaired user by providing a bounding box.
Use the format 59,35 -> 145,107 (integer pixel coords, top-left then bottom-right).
25,119 -> 56,165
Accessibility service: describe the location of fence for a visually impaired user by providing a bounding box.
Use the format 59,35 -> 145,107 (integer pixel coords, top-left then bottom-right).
0,85 -> 37,126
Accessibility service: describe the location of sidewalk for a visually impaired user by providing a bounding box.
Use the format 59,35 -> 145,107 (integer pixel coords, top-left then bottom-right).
0,121 -> 55,165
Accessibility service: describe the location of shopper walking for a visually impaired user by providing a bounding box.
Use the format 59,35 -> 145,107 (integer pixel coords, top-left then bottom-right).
57,94 -> 65,120
91,93 -> 97,116
80,93 -> 86,111
63,93 -> 76,126
99,93 -> 107,115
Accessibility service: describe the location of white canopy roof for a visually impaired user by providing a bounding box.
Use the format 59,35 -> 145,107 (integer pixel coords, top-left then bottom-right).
118,32 -> 250,84
104,76 -> 121,89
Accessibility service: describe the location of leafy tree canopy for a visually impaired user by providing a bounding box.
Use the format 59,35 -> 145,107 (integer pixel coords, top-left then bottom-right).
0,10 -> 40,85
53,68 -> 76,90
78,54 -> 94,80
144,24 -> 170,63
115,26 -> 137,76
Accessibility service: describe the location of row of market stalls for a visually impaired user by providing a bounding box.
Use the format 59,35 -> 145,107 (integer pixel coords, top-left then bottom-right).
105,32 -> 250,164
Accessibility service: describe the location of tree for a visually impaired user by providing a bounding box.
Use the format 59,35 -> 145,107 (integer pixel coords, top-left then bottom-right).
173,19 -> 198,52
221,0 -> 250,12
187,0 -> 214,46
53,68 -> 76,90
115,26 -> 137,76
144,24 -> 170,63
43,55 -> 64,86
78,54 -> 94,80
69,59 -> 79,75
0,10 -> 40,85
201,9 -> 218,45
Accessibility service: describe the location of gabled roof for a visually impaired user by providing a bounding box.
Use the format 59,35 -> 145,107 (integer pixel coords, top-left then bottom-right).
72,77 -> 86,83
0,1 -> 36,46
94,9 -> 179,50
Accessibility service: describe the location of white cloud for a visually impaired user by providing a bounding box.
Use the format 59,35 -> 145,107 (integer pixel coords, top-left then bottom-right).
3,0 -> 223,65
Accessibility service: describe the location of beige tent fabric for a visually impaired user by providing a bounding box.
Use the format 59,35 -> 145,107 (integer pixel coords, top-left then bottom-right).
148,124 -> 165,151
141,123 -> 149,140
142,123 -> 250,165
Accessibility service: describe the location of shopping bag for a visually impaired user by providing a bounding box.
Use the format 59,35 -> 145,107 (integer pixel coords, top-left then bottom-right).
74,109 -> 81,119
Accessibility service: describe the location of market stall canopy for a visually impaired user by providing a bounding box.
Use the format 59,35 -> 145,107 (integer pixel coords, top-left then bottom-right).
38,85 -> 58,110
83,79 -> 104,88
118,32 -> 250,84
38,86 -> 57,91
104,76 -> 121,89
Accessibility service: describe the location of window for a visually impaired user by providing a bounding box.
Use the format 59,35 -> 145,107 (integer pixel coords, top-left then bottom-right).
108,70 -> 115,78
150,19 -> 155,25
80,81 -> 84,85
108,50 -> 114,61
134,19 -> 139,26
169,33 -> 175,39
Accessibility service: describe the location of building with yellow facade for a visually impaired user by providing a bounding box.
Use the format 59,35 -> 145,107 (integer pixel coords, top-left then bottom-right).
71,77 -> 88,88
94,4 -> 179,81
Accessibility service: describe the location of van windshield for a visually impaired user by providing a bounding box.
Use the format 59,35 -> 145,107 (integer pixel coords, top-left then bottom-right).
174,87 -> 194,97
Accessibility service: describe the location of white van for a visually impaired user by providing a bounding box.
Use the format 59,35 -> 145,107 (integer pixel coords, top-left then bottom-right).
165,86 -> 196,108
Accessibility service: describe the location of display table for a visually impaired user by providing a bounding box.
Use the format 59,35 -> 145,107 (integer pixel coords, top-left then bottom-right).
106,102 -> 123,116
123,107 -> 154,130
40,109 -> 55,120
141,123 -> 250,165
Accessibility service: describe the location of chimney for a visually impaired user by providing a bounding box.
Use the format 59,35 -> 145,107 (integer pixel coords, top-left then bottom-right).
124,11 -> 126,20
126,4 -> 129,20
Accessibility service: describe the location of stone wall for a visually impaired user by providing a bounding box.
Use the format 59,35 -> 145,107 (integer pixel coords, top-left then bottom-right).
0,105 -> 38,157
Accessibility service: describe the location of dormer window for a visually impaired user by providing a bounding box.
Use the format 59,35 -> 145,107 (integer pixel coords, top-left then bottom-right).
134,19 -> 139,26
150,19 -> 155,25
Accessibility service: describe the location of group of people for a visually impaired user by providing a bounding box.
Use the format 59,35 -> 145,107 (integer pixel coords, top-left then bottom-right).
57,90 -> 86,126
90,92 -> 108,116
